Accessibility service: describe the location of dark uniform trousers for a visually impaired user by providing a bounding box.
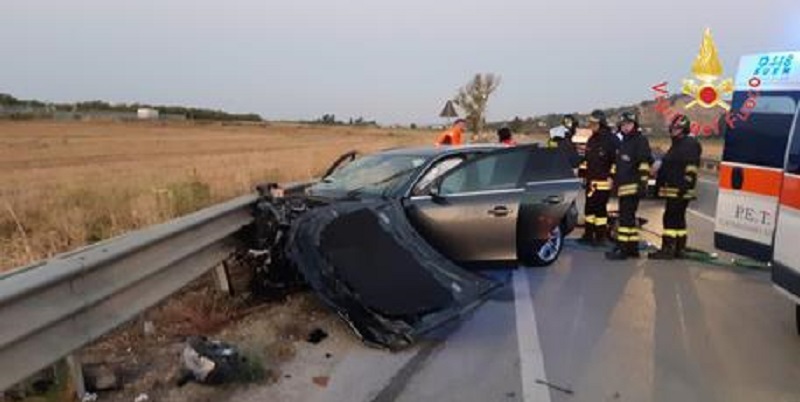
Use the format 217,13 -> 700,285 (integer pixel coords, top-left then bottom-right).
663,198 -> 689,241
585,180 -> 611,235
617,195 -> 641,245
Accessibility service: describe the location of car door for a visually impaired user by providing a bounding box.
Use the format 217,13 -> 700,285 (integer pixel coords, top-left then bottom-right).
405,145 -> 577,263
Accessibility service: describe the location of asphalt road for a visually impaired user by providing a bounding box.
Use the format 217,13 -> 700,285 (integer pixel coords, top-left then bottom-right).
252,179 -> 800,402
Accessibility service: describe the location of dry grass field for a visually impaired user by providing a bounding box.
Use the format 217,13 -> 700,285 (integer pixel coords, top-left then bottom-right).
0,121 -> 434,272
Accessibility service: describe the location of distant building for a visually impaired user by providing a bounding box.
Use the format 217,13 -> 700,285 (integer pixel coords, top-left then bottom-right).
137,108 -> 159,120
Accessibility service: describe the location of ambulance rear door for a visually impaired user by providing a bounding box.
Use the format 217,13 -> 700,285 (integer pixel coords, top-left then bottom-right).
715,52 -> 800,261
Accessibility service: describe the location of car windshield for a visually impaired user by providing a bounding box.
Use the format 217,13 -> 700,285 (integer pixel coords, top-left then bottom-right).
321,153 -> 429,196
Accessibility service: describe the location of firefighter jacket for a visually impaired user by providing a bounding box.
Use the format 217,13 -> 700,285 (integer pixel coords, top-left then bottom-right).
435,126 -> 464,146
614,131 -> 654,197
578,127 -> 618,192
656,134 -> 702,200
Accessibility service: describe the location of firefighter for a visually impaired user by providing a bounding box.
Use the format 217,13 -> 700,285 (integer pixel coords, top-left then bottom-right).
436,119 -> 466,146
578,110 -> 618,247
551,115 -> 581,169
649,114 -> 702,260
606,111 -> 653,260
497,127 -> 517,146
547,114 -> 578,148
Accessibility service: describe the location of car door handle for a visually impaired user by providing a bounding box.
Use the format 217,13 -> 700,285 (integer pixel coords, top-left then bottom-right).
488,206 -> 511,217
543,195 -> 563,204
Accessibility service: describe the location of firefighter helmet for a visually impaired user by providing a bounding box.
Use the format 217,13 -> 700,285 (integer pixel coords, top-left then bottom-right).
589,110 -> 608,126
620,111 -> 639,126
669,113 -> 691,133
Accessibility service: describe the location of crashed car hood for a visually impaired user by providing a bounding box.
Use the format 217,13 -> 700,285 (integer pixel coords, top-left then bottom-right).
287,199 -> 501,349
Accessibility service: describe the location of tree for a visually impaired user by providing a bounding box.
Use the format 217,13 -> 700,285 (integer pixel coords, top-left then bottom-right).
454,73 -> 501,135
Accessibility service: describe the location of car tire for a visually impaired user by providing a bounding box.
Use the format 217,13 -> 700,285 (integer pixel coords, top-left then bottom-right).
522,224 -> 564,267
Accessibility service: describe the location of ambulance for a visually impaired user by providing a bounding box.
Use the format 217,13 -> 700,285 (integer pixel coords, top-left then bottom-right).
714,51 -> 800,333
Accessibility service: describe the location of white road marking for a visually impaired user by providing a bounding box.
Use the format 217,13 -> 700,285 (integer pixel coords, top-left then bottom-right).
513,270 -> 552,402
687,208 -> 715,223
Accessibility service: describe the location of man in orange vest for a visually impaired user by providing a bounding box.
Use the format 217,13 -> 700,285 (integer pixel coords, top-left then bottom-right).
436,119 -> 466,146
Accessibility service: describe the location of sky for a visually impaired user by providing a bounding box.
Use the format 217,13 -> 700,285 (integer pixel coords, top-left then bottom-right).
1,1 -> 799,124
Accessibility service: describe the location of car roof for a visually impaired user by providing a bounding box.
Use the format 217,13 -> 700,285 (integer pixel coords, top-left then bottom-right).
376,144 -> 506,158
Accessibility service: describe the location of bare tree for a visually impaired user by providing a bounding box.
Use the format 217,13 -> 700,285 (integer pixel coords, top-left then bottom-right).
454,73 -> 501,136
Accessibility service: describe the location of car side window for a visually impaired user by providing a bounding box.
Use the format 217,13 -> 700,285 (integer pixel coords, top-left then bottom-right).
525,148 -> 576,181
440,150 -> 527,195
412,155 -> 466,196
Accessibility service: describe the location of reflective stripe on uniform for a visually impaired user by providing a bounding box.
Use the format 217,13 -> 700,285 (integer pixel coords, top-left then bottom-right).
658,187 -> 680,198
594,217 -> 608,226
610,164 -> 617,175
685,165 -> 698,173
617,226 -> 638,234
663,229 -> 688,238
618,183 -> 638,196
592,180 -> 612,190
617,235 -> 641,242
638,162 -> 650,171
585,215 -> 596,224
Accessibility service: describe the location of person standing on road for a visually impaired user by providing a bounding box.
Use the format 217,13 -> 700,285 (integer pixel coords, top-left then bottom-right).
436,119 -> 466,146
649,114 -> 702,260
606,111 -> 653,260
578,110 -> 618,247
497,127 -> 517,146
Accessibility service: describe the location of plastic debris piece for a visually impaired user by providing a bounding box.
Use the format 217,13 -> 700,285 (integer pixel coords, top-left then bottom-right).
81,393 -> 98,402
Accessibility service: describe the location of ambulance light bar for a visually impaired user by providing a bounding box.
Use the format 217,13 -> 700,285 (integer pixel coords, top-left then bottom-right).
735,51 -> 800,91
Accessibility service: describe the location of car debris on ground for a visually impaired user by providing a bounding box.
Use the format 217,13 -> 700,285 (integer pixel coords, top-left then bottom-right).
177,337 -> 246,386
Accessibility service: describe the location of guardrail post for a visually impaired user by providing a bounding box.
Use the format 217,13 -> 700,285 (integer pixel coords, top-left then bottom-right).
65,354 -> 86,399
213,263 -> 232,295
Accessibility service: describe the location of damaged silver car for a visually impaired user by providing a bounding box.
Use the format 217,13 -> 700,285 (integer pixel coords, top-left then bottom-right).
247,144 -> 580,348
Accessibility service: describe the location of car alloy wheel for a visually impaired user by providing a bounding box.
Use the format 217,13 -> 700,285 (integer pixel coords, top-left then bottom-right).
536,225 -> 563,263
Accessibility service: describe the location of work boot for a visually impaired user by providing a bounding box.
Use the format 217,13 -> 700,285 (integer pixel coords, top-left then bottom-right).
648,237 -> 676,260
605,243 -> 628,260
675,236 -> 687,259
626,241 -> 641,258
577,225 -> 594,246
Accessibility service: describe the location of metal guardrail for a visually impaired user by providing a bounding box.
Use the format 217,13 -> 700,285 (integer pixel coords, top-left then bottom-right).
0,193 -> 259,391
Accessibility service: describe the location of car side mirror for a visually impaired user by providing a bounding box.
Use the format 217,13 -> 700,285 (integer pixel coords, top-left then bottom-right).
429,182 -> 445,202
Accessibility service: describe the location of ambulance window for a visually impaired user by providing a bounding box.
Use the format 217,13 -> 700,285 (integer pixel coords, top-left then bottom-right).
788,112 -> 800,175
723,93 -> 798,169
